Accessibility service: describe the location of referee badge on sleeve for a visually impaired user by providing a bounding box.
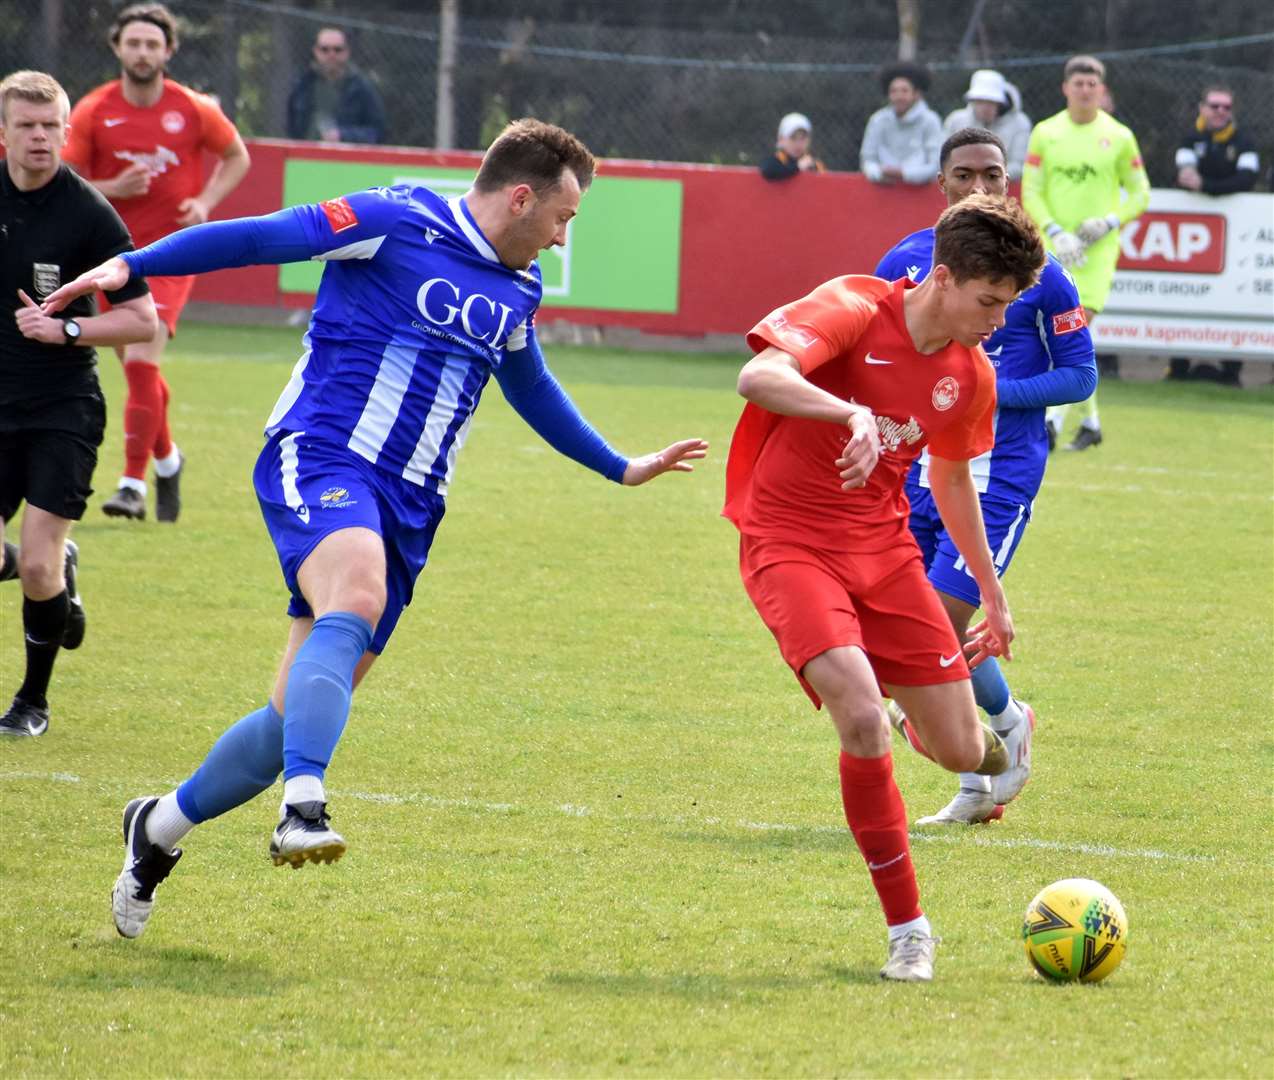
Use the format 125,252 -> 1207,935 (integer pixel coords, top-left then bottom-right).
33,263 -> 61,299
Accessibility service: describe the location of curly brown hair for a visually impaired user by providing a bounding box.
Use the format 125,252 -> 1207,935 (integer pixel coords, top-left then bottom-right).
933,194 -> 1045,294
474,118 -> 596,195
110,3 -> 179,50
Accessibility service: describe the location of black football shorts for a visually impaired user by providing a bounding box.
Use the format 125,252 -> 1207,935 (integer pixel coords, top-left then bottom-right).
0,393 -> 106,522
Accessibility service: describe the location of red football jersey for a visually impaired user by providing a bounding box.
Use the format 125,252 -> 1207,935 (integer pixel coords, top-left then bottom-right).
723,275 -> 996,553
64,79 -> 238,248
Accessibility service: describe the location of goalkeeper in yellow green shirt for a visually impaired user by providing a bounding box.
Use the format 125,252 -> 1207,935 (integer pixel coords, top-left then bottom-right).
1021,55 -> 1150,451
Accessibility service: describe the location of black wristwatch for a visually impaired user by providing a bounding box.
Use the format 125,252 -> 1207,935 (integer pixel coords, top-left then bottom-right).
62,318 -> 82,344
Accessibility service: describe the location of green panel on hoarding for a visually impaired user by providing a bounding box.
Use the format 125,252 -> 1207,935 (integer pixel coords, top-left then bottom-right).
278,159 -> 680,312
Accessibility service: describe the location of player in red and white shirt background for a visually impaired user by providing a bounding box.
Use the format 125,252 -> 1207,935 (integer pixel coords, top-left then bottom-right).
723,194 -> 1046,982
63,3 -> 250,523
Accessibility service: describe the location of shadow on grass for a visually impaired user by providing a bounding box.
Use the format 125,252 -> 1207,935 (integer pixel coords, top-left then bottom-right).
547,962 -> 882,999
55,943 -> 286,998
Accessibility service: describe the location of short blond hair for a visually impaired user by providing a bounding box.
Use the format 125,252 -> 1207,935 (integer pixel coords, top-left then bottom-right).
0,69 -> 70,124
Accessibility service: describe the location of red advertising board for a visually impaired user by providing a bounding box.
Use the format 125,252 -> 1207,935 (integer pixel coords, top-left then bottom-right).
1117,212 -> 1226,274
193,140 -> 1272,359
192,139 -> 949,337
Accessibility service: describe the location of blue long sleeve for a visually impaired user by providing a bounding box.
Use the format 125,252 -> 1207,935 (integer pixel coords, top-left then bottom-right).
120,208 -> 315,278
495,331 -> 628,483
996,362 -> 1096,410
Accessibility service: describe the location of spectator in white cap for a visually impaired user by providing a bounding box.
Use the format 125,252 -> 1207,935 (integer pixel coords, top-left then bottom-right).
760,112 -> 826,181
942,69 -> 1032,178
859,63 -> 942,185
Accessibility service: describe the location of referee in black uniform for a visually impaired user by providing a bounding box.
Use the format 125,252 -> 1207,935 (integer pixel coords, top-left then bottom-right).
0,71 -> 156,736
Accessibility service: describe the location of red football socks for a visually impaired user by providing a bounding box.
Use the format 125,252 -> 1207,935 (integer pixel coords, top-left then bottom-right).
839,750 -> 922,926
153,371 -> 173,461
123,362 -> 172,480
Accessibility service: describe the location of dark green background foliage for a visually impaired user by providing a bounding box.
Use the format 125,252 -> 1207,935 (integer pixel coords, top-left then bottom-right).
5,0 -> 1272,184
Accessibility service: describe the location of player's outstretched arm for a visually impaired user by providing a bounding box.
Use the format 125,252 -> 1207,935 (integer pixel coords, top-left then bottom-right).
43,203 -> 360,316
927,454 -> 1013,664
621,440 -> 710,486
496,331 -> 708,485
40,257 -> 132,314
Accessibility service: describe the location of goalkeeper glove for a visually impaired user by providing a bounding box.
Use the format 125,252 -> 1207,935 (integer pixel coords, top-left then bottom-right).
1047,225 -> 1086,269
1076,213 -> 1122,245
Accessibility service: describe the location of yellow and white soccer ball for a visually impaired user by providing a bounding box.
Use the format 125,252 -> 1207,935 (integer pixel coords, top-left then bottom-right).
1022,878 -> 1128,983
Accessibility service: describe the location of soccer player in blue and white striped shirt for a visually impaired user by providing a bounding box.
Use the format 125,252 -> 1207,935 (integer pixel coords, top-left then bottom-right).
45,119 -> 708,938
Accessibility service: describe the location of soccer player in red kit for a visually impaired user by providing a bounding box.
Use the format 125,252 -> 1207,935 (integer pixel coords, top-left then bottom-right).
723,195 -> 1045,981
63,3 -> 250,522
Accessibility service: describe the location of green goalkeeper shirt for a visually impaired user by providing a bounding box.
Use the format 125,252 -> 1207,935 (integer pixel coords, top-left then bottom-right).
1021,108 -> 1150,233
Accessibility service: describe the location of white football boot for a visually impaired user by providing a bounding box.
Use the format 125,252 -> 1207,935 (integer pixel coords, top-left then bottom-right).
915,783 -> 1000,826
113,796 -> 183,938
880,932 -> 940,982
990,702 -> 1036,805
270,801 -> 346,868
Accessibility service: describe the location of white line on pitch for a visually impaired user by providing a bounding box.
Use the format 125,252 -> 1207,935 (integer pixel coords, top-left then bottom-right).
334,787 -> 1216,865
0,772 -> 1223,866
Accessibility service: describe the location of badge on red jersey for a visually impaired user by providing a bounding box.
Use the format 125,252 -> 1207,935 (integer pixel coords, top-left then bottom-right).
767,312 -> 818,351
320,197 -> 359,233
932,376 -> 959,412
1052,306 -> 1087,335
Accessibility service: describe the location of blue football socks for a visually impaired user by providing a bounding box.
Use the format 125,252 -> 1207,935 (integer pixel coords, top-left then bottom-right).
176,702 -> 284,823
970,656 -> 1011,719
281,611 -> 373,783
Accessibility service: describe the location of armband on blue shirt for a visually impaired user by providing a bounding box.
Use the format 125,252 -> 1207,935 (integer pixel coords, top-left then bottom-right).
495,330 -> 629,483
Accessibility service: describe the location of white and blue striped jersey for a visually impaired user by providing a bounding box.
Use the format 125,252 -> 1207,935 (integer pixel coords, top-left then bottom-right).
875,228 -> 1096,506
266,185 -> 544,495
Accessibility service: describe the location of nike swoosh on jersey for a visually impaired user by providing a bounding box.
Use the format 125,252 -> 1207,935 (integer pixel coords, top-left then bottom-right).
103,118 -> 127,127
864,353 -> 892,365
939,652 -> 961,667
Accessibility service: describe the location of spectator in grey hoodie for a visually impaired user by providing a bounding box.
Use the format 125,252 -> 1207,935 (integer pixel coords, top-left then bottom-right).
942,69 -> 1032,178
859,63 -> 941,185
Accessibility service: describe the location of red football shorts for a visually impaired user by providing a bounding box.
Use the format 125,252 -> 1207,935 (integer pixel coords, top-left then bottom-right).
739,534 -> 969,707
99,274 -> 194,338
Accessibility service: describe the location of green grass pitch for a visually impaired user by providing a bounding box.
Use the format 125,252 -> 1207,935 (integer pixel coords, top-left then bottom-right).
1,323 -> 1271,1077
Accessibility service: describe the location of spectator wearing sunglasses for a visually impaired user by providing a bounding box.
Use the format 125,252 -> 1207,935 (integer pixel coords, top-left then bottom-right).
287,26 -> 386,145
1169,86 -> 1260,385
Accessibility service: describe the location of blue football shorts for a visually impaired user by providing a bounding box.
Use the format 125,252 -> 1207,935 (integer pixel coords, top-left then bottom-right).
253,431 -> 446,654
905,483 -> 1031,609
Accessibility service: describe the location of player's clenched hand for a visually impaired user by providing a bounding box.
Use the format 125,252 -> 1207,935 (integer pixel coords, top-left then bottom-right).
621,438 -> 709,486
41,257 -> 131,315
835,408 -> 880,490
963,594 -> 1015,668
109,162 -> 151,199
176,197 -> 210,227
